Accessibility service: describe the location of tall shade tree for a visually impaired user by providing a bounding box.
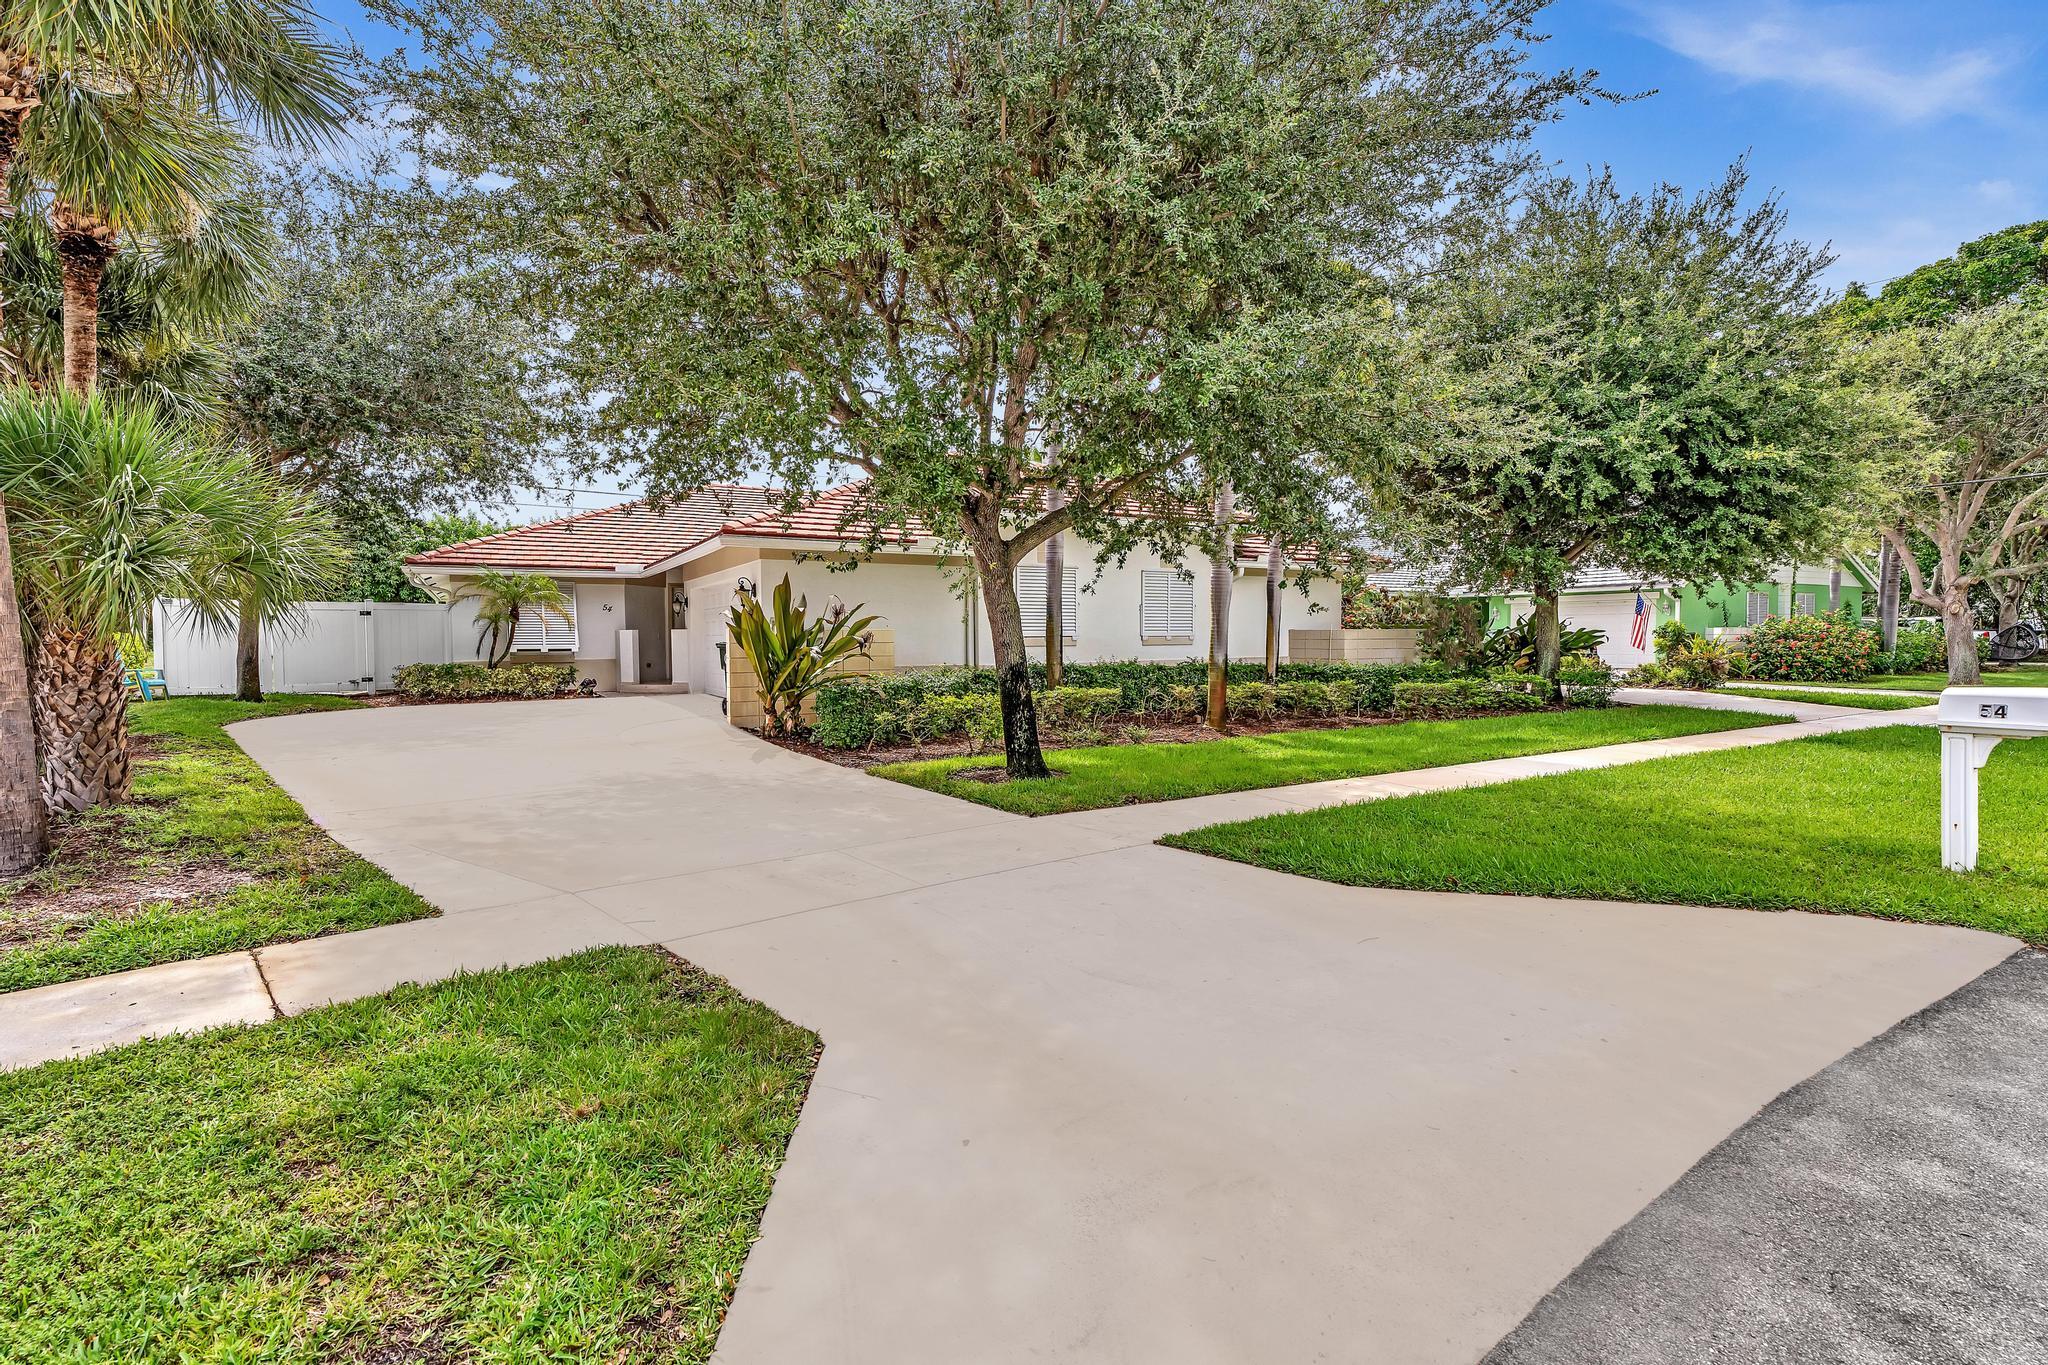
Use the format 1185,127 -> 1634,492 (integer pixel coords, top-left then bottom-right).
1838,300 -> 2048,684
217,168 -> 547,700
372,0 -> 1603,775
0,388 -> 341,812
1835,220 -> 2048,331
1388,164 -> 1848,677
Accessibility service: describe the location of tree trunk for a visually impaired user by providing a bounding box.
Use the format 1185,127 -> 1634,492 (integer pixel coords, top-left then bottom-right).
1943,590 -> 1982,686
1829,562 -> 1842,614
1995,589 -> 2023,632
975,552 -> 1050,778
1530,587 -> 1563,679
1264,536 -> 1284,684
1044,490 -> 1065,690
53,205 -> 116,394
235,596 -> 264,702
30,625 -> 130,813
0,492 -> 48,872
1878,539 -> 1900,653
1207,479 -> 1234,732
1783,563 -> 1799,619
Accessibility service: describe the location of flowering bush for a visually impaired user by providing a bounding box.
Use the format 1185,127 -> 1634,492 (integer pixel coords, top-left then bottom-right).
1738,612 -> 1877,683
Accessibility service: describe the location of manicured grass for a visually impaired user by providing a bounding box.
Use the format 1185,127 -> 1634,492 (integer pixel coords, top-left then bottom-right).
1720,685 -> 1935,710
873,705 -> 1789,816
0,695 -> 433,993
1166,726 -> 2048,944
0,947 -> 818,1363
1846,670 -> 2048,692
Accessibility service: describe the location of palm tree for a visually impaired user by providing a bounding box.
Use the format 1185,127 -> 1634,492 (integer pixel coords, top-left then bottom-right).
1207,478 -> 1234,732
454,572 -> 573,670
0,387 -> 340,811
0,0 -> 344,865
1264,534 -> 1285,684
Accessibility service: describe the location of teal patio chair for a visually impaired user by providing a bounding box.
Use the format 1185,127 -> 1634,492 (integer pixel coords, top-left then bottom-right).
123,655 -> 169,701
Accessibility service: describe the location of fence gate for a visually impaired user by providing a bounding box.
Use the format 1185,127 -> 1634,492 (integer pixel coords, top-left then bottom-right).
270,606 -> 376,692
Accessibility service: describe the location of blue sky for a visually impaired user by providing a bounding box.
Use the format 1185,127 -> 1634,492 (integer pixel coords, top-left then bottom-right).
310,0 -> 2047,512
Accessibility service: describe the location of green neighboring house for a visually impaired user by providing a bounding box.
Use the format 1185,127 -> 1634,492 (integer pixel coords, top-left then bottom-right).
1369,560 -> 1876,668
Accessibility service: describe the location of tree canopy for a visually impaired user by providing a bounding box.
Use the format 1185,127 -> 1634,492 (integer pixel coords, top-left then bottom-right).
1384,164 -> 1850,673
369,0 -> 1608,772
1835,220 -> 2048,331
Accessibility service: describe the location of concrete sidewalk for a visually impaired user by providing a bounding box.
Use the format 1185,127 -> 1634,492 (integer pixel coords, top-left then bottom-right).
0,693 -> 2014,1363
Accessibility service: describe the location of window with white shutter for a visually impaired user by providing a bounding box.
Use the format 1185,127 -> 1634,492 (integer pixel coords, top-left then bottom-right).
509,583 -> 577,653
1794,591 -> 1817,616
1140,569 -> 1196,642
1745,591 -> 1770,626
1016,565 -> 1078,643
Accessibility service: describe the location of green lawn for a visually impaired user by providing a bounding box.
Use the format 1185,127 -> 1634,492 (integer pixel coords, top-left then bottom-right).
1166,726 -> 2048,944
0,947 -> 818,1364
1845,669 -> 2048,692
874,704 -> 1789,816
1720,685 -> 1935,710
0,695 -> 434,993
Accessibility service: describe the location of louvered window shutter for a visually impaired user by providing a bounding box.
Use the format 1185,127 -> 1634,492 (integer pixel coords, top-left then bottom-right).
510,584 -> 578,653
1140,569 -> 1195,639
1016,565 -> 1077,642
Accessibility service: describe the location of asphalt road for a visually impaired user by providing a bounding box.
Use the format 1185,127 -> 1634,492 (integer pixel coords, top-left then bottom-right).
1486,948 -> 2048,1365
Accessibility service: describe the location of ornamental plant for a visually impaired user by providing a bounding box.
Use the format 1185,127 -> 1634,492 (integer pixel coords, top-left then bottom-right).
1739,612 -> 1877,683
727,575 -> 879,737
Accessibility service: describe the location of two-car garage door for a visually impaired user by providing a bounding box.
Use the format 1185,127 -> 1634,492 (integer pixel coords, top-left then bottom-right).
1501,593 -> 1654,668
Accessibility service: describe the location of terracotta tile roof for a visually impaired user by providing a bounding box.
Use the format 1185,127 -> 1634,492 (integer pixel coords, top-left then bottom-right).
723,481 -> 1326,564
405,485 -> 777,571
410,480 -> 1336,574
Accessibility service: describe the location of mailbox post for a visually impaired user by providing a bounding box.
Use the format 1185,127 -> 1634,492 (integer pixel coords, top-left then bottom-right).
1936,687 -> 2048,872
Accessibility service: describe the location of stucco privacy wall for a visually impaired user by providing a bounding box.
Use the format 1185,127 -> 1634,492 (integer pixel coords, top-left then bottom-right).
1287,628 -> 1423,664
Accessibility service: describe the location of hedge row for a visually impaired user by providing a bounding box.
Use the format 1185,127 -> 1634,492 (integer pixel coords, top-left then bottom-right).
392,662 -> 581,700
1392,676 -> 1553,719
814,660 -> 1459,749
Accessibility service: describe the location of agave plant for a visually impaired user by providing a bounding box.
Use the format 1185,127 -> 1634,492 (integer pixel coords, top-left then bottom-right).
727,575 -> 879,736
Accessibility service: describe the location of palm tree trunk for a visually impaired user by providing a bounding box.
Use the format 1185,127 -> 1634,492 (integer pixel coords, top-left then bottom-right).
235,594 -> 264,702
1207,479 -> 1234,732
1878,538 -> 1901,653
0,492 -> 48,871
1044,490 -> 1065,689
53,203 -> 117,394
1829,562 -> 1842,614
1264,536 -> 1284,684
30,624 -> 131,813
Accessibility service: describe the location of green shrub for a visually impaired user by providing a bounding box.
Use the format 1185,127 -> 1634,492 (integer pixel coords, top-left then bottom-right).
1274,680 -> 1333,715
1875,620 -> 1980,674
1392,677 -> 1549,718
1167,683 -> 1204,717
1226,682 -> 1278,719
1556,657 -> 1617,708
1039,686 -> 1122,727
1652,619 -> 1699,663
1739,612 -> 1877,683
392,662 -> 578,700
1626,660 -> 1677,688
1325,679 -> 1361,714
908,693 -> 1002,750
1672,638 -> 1734,689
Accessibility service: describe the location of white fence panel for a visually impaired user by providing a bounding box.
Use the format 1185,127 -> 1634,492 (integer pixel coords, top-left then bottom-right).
155,599 -> 488,695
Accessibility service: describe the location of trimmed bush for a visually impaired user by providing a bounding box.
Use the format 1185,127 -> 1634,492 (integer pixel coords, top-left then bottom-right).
1226,682 -> 1277,719
907,694 -> 1002,750
1739,612 -> 1877,683
1556,657 -> 1617,708
1039,686 -> 1122,727
392,662 -> 578,700
1393,677 -> 1549,719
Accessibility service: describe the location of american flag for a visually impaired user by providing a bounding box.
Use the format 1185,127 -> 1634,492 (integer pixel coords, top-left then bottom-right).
1631,592 -> 1649,651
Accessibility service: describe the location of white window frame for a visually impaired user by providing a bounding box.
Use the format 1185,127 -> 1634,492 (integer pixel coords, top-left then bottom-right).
1016,564 -> 1078,644
1794,591 -> 1817,617
1140,568 -> 1196,644
509,582 -> 578,654
1745,591 -> 1770,626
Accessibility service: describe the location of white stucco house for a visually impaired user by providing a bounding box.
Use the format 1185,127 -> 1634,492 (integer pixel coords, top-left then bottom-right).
402,483 -> 1346,699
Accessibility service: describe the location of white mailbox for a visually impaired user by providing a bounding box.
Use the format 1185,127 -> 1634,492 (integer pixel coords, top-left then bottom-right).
1936,687 -> 2048,871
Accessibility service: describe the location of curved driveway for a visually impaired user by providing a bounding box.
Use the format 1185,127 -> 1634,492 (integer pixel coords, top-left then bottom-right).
226,694 -> 2014,1364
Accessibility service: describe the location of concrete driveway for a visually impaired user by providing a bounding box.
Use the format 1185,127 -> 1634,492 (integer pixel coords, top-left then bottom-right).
229,695 -> 2016,1364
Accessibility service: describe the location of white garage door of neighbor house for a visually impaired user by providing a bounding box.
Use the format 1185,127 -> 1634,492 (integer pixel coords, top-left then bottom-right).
1560,593 -> 1653,667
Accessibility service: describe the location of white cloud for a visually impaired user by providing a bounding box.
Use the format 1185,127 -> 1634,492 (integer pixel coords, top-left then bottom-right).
1629,2 -> 2014,122
1975,177 -> 2019,205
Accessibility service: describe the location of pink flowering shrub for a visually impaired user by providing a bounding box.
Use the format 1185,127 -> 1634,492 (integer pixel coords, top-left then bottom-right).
1738,613 -> 1877,683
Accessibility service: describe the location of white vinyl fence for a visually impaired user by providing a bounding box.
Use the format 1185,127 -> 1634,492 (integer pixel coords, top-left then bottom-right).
153,598 -> 490,695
